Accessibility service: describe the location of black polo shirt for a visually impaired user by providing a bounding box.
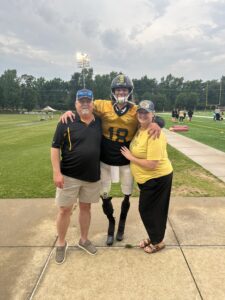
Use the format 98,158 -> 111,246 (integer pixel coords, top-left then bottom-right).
51,114 -> 102,182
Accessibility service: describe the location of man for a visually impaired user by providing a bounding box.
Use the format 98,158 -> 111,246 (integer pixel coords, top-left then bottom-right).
51,88 -> 102,264
187,109 -> 193,122
61,74 -> 164,246
214,107 -> 221,121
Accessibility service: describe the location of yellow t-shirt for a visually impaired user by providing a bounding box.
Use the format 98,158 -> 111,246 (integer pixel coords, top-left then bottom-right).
130,129 -> 173,184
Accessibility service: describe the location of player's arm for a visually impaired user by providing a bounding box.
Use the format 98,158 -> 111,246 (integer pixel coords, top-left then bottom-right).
60,110 -> 75,124
92,100 -> 104,117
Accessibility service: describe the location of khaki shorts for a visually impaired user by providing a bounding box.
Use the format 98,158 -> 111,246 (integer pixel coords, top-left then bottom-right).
55,175 -> 100,207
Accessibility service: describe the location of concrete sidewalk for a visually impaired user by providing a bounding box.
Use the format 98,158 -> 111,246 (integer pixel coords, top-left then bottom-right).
1,197 -> 225,300
164,129 -> 225,183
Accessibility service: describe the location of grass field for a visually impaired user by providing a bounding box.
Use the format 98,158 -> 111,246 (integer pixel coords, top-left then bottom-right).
0,114 -> 225,198
158,112 -> 225,153
193,110 -> 215,116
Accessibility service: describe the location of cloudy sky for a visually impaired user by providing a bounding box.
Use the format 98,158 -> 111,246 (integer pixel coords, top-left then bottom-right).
1,0 -> 225,81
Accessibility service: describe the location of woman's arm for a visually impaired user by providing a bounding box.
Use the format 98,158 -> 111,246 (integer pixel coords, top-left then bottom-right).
121,146 -> 159,170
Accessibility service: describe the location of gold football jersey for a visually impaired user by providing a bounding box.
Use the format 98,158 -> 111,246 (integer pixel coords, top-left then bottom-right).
94,100 -> 138,143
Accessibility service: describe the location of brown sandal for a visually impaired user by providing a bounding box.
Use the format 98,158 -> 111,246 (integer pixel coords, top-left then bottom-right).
144,242 -> 165,254
139,238 -> 151,248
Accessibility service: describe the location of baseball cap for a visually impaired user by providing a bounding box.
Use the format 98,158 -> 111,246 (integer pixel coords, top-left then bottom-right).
137,100 -> 155,113
76,89 -> 93,101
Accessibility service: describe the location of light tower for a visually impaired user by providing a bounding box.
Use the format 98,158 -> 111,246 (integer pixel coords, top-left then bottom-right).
76,52 -> 90,88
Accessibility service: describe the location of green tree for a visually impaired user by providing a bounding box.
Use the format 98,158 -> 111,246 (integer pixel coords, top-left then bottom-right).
20,75 -> 38,111
43,78 -> 69,110
35,77 -> 47,109
93,71 -> 118,99
153,94 -> 167,111
159,74 -> 184,109
175,92 -> 199,109
207,80 -> 220,106
220,76 -> 225,106
0,70 -> 21,109
133,76 -> 157,100
0,84 -> 3,109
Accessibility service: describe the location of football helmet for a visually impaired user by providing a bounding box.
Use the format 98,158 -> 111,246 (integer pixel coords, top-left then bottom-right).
111,74 -> 134,104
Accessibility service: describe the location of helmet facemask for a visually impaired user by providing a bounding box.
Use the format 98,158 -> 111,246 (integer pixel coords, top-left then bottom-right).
112,89 -> 133,104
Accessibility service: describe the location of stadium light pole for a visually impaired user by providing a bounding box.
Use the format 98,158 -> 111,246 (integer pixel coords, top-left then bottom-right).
76,52 -> 90,88
205,82 -> 208,109
219,78 -> 222,106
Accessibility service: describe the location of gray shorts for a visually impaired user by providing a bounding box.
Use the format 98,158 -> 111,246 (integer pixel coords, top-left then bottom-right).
55,175 -> 100,207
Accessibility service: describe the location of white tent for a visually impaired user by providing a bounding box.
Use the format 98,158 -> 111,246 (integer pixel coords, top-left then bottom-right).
42,106 -> 57,112
39,106 -> 57,120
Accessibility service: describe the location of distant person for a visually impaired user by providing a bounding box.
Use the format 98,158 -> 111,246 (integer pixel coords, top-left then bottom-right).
171,109 -> 178,122
188,109 -> 194,122
214,107 -> 221,121
51,89 -> 102,264
178,110 -> 185,122
121,100 -> 173,254
175,109 -> 179,121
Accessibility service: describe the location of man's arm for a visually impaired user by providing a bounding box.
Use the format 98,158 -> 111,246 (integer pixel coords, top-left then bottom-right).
154,116 -> 165,128
51,147 -> 64,189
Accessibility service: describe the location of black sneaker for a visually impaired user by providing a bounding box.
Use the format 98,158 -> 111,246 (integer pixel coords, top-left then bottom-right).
106,220 -> 115,246
116,231 -> 124,241
55,242 -> 68,264
106,235 -> 114,246
116,219 -> 125,241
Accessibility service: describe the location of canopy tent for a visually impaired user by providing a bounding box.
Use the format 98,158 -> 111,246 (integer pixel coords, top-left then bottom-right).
39,106 -> 57,120
41,106 -> 57,112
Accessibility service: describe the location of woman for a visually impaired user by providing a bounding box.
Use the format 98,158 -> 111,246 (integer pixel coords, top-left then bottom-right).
178,109 -> 184,122
121,100 -> 173,254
